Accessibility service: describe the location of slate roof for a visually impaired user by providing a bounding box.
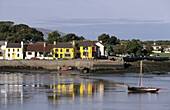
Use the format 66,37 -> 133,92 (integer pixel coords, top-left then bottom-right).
53,42 -> 73,48
6,43 -> 21,48
0,41 -> 5,45
76,41 -> 95,47
26,44 -> 53,52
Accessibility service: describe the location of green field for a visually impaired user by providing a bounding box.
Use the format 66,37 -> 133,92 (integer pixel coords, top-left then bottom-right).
150,53 -> 170,57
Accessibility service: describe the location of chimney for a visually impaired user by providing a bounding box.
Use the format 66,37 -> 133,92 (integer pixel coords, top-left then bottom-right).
44,42 -> 46,47
21,41 -> 23,48
54,41 -> 56,45
72,40 -> 75,46
5,41 -> 8,48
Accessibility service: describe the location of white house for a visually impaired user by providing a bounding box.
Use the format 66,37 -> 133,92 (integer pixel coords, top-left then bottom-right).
0,41 -> 6,59
5,41 -> 24,60
25,43 -> 53,59
95,41 -> 107,58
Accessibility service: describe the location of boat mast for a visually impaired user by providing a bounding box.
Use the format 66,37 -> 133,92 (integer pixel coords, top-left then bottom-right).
139,61 -> 142,87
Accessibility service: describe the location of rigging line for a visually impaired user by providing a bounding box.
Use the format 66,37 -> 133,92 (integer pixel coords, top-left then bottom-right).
143,64 -> 151,73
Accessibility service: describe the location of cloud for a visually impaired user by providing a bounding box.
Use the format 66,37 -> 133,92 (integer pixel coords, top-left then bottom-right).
38,18 -> 164,28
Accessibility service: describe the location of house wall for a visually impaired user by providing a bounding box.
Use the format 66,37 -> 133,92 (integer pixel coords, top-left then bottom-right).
95,42 -> 105,56
5,48 -> 23,59
0,45 -> 6,59
25,51 -> 36,59
80,46 -> 94,59
53,48 -> 74,59
152,46 -> 161,50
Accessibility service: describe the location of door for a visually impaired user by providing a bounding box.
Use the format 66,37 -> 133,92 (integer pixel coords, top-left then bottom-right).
12,53 -> 15,59
60,54 -> 63,59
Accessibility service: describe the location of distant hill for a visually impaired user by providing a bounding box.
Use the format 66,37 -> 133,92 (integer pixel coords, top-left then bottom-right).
36,28 -> 66,40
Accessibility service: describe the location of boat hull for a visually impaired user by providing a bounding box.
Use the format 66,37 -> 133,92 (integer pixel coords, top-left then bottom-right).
128,87 -> 159,93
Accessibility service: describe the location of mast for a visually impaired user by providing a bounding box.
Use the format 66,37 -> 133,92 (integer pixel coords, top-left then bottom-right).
139,61 -> 142,87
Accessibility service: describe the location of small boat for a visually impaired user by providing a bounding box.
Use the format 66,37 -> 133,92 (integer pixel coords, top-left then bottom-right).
128,61 -> 166,93
128,86 -> 159,93
58,67 -> 72,71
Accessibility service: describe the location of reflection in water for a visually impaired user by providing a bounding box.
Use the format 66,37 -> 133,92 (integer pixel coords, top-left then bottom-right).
0,72 -> 110,109
1,72 -> 168,110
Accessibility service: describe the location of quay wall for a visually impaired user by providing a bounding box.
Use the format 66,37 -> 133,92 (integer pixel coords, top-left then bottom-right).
0,60 -> 124,70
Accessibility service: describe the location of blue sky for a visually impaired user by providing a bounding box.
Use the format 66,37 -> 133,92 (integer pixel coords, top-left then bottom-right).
0,0 -> 170,40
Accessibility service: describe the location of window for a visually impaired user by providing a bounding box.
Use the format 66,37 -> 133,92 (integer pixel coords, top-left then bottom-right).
66,49 -> 69,52
8,49 -> 10,52
55,49 -> 58,52
60,49 -> 62,52
28,52 -> 32,55
77,47 -> 80,50
76,53 -> 80,58
13,49 -> 15,52
8,54 -> 10,57
65,54 -> 71,57
55,53 -> 58,57
17,49 -> 19,52
83,52 -> 88,56
92,52 -> 95,57
83,47 -> 88,50
0,52 -> 2,56
17,54 -> 20,57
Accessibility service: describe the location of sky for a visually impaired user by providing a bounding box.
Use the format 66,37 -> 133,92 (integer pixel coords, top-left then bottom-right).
0,0 -> 170,41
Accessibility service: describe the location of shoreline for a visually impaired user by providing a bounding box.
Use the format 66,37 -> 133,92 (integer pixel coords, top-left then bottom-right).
0,60 -> 169,74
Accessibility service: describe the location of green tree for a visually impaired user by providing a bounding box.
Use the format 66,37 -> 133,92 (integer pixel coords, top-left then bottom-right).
59,33 -> 85,42
125,39 -> 142,55
46,31 -> 61,44
114,44 -> 126,54
107,36 -> 119,45
98,33 -> 110,44
145,45 -> 153,54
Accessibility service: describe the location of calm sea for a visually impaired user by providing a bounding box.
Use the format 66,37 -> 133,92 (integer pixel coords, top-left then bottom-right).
0,71 -> 170,110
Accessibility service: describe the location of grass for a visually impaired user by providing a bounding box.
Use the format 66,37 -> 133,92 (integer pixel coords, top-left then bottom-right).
150,53 -> 170,57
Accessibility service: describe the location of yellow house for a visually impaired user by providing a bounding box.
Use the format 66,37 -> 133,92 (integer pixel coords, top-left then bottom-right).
5,41 -> 24,60
53,41 -> 98,59
76,41 -> 97,59
53,41 -> 75,59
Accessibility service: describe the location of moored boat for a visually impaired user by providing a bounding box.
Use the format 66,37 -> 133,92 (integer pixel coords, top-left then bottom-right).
128,86 -> 159,93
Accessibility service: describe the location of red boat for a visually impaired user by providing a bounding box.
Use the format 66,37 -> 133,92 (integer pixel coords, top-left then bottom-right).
59,67 -> 72,71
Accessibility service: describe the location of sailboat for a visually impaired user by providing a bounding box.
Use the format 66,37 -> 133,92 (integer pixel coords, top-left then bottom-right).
128,61 -> 165,93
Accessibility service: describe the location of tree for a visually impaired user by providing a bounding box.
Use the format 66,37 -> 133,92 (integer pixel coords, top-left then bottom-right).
114,44 -> 126,54
98,33 -> 110,44
107,36 -> 119,45
59,33 -> 85,42
0,22 -> 44,43
46,31 -> 61,44
125,39 -> 142,55
145,45 -> 153,54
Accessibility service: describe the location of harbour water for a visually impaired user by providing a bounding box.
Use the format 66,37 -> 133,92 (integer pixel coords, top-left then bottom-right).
0,71 -> 170,110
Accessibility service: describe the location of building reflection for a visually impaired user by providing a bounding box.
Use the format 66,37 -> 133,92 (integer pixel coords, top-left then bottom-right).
0,72 -> 112,107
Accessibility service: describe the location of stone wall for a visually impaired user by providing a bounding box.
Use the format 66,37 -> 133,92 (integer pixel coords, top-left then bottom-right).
0,60 -> 124,70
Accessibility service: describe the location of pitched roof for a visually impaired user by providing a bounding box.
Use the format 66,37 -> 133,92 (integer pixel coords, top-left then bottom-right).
53,42 -> 73,48
26,44 -> 53,52
76,41 -> 94,47
0,41 -> 5,45
7,43 -> 21,48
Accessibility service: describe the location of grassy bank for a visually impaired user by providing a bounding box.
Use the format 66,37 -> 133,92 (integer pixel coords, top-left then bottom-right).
150,53 -> 170,57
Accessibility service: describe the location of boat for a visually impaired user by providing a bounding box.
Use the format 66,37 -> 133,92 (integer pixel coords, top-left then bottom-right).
58,66 -> 72,71
127,61 -> 165,93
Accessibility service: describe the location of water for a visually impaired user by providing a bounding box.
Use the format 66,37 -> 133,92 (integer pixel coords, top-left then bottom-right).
0,71 -> 170,110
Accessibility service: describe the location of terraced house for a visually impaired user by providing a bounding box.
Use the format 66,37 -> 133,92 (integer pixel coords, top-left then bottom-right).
5,41 -> 24,60
53,40 -> 99,59
53,41 -> 75,59
76,41 -> 99,59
